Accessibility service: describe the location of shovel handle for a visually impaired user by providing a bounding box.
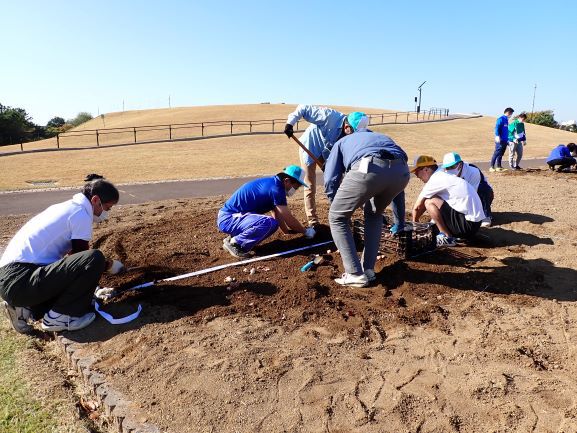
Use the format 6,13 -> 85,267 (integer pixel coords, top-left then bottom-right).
290,135 -> 325,170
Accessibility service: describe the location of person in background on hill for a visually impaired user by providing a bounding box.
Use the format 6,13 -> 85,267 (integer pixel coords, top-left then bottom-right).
546,143 -> 577,171
508,112 -> 528,170
490,107 -> 514,172
217,165 -> 315,259
324,121 -> 410,287
0,174 -> 125,334
284,105 -> 364,228
411,155 -> 485,247
441,152 -> 494,227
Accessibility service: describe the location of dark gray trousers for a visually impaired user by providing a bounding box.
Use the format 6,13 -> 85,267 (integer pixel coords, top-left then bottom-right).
0,249 -> 105,317
329,157 -> 410,275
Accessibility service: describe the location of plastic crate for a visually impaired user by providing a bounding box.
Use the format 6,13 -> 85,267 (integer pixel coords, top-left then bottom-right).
352,219 -> 439,259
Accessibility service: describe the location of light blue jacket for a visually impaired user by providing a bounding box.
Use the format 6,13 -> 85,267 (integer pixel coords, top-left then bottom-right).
286,105 -> 347,166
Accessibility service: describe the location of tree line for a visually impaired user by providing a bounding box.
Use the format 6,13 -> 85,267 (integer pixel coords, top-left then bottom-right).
0,102 -> 93,146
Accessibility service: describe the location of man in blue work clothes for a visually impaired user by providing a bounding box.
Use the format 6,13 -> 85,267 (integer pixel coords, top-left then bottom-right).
490,107 -> 514,172
324,115 -> 410,287
218,165 -> 316,258
284,105 -> 359,228
546,143 -> 577,171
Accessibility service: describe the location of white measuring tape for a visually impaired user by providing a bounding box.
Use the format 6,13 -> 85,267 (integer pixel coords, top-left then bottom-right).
103,240 -> 334,299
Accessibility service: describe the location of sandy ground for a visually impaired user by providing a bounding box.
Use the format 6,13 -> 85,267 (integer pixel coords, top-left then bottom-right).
2,169 -> 577,432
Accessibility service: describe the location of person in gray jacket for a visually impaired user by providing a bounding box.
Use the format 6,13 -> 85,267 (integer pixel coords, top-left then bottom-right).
284,105 -> 359,227
324,119 -> 410,287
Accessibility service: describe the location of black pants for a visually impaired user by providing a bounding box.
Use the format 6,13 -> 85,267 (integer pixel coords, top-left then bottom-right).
548,157 -> 576,171
440,202 -> 482,238
477,181 -> 494,218
0,249 -> 105,317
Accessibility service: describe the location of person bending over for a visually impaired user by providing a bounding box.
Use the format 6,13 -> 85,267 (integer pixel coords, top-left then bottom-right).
324,124 -> 410,287
0,174 -> 125,334
411,156 -> 485,247
217,165 -> 315,258
546,143 -> 577,172
441,152 -> 494,227
284,105 -> 368,227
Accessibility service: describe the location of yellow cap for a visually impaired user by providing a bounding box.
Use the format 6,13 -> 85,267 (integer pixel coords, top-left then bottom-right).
410,155 -> 437,173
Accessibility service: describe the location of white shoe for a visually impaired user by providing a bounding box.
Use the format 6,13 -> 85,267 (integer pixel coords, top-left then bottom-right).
481,217 -> 492,227
2,301 -> 33,334
364,269 -> 376,282
334,273 -> 369,287
41,310 -> 96,332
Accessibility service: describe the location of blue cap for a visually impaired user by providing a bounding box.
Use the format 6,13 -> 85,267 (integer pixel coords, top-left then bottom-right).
283,165 -> 309,188
347,112 -> 369,131
442,152 -> 462,168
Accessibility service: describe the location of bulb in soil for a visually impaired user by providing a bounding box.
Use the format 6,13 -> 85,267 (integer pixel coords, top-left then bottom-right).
249,268 -> 256,275
224,276 -> 236,283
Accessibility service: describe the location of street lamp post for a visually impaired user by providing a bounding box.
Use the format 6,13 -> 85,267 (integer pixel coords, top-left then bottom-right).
417,81 -> 427,114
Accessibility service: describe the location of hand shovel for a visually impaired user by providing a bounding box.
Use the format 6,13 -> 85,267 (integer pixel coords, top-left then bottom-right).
300,255 -> 325,272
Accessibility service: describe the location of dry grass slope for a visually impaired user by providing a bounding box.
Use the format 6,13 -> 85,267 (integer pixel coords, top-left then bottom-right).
0,104 -> 575,191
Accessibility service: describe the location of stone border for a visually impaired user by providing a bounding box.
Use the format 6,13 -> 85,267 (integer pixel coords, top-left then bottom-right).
57,336 -> 162,433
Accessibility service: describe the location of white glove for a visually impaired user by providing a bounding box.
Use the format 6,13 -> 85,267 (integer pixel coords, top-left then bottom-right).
495,136 -> 501,144
108,259 -> 125,275
304,227 -> 316,239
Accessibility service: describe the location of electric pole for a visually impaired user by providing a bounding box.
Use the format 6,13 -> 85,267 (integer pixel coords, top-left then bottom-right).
531,83 -> 537,115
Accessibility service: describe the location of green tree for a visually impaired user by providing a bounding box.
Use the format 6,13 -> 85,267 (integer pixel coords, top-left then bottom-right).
0,103 -> 36,145
526,110 -> 558,128
67,112 -> 93,128
45,116 -> 66,137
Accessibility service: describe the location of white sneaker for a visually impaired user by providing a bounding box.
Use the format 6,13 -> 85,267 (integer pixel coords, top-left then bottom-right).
334,273 -> 369,287
436,233 -> 457,247
364,269 -> 376,282
41,310 -> 96,332
481,217 -> 492,227
2,301 -> 33,334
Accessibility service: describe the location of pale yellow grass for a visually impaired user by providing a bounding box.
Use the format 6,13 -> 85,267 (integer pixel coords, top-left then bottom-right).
0,104 -> 394,152
0,105 -> 575,191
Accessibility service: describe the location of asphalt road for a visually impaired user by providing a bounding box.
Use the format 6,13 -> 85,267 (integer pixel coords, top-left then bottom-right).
0,158 -> 547,216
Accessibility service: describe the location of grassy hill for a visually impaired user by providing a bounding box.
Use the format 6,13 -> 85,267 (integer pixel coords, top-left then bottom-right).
0,104 -> 575,191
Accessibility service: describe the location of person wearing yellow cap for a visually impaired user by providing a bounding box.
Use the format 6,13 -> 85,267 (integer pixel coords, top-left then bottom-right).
217,165 -> 315,258
284,105 -> 368,228
411,155 -> 485,247
324,128 -> 410,287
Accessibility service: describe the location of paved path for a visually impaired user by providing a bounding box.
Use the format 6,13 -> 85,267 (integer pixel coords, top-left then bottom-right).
0,158 -> 547,216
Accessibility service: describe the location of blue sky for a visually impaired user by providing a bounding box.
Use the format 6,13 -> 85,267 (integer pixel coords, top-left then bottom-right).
2,0 -> 576,124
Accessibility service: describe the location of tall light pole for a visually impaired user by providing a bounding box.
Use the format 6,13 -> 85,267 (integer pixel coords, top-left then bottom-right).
531,83 -> 537,115
417,81 -> 427,114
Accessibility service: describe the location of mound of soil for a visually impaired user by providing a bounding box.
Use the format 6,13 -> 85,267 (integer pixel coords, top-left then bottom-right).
4,169 -> 577,432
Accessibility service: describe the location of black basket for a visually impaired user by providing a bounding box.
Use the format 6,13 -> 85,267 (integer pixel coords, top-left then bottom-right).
352,219 -> 439,259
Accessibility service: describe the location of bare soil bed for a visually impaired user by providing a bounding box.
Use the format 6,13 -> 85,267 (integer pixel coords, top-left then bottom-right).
3,169 -> 577,432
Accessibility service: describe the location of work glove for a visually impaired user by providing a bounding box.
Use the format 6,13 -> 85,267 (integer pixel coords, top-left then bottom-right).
390,224 -> 404,235
108,259 -> 125,275
495,136 -> 501,144
304,227 -> 316,239
284,123 -> 294,138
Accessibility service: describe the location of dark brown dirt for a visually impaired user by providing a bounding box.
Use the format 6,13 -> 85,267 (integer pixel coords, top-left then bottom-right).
3,169 -> 577,432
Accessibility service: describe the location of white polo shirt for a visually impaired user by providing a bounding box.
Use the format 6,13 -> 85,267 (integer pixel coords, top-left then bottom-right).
0,193 -> 94,266
418,169 -> 485,222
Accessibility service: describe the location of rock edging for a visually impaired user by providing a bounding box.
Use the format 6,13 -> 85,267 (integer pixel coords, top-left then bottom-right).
57,335 -> 162,433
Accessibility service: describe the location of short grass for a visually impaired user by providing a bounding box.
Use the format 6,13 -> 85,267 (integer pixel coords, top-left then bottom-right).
0,321 -> 58,433
0,104 -> 576,191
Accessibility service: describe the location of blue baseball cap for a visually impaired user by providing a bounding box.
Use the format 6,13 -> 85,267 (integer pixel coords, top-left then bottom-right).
442,152 -> 462,168
346,112 -> 369,131
283,165 -> 309,188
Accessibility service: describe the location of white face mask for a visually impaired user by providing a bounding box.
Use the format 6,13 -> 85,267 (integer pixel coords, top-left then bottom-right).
286,187 -> 297,197
445,167 -> 460,176
93,198 -> 109,223
93,210 -> 108,223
